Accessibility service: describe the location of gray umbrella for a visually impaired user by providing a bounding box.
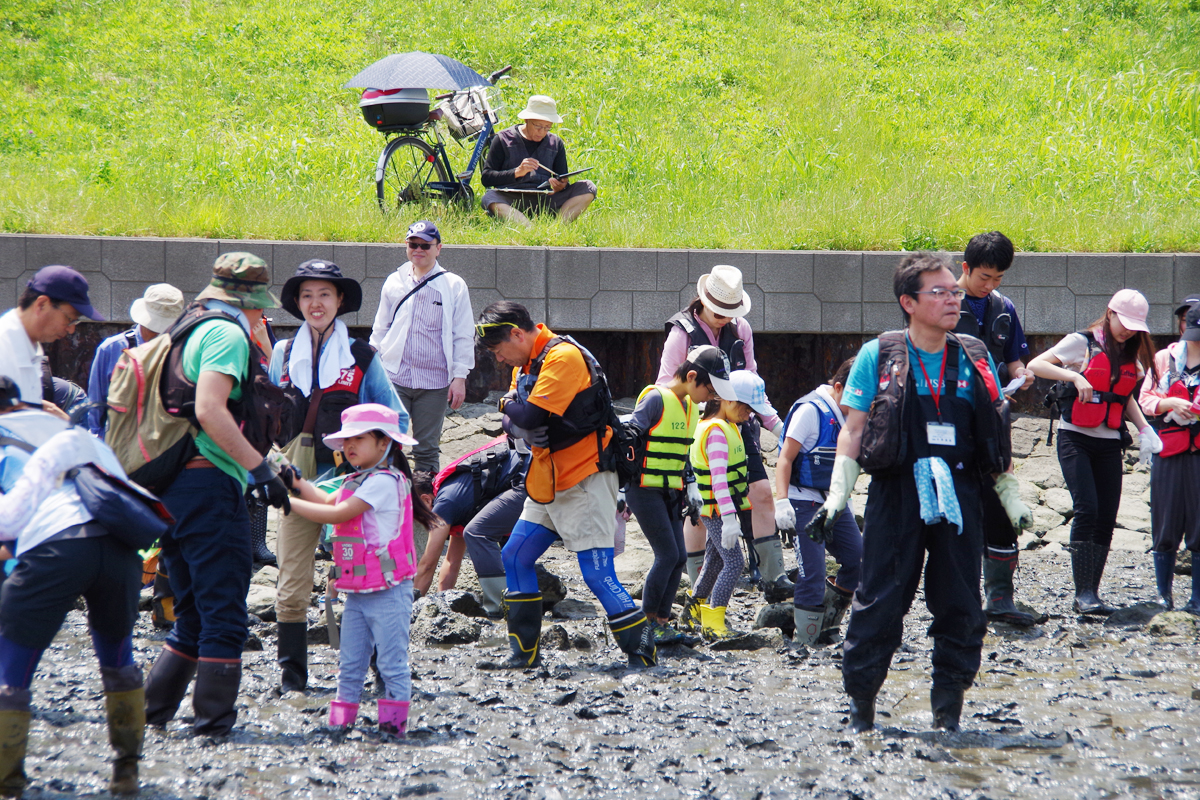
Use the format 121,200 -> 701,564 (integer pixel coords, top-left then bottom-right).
343,51 -> 489,90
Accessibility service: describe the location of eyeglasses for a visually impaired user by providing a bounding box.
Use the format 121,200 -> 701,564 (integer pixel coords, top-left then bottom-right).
525,121 -> 553,132
475,321 -> 518,338
913,287 -> 966,301
52,304 -> 81,327
407,240 -> 435,250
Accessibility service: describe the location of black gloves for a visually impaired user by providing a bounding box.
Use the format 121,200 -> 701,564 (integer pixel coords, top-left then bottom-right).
250,458 -> 291,514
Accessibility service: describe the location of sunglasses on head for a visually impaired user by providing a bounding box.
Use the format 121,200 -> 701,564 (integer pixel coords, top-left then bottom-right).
475,320 -> 518,339
407,240 -> 435,250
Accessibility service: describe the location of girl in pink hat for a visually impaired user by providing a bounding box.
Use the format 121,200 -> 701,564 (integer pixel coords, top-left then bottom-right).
1029,289 -> 1162,615
287,403 -> 437,738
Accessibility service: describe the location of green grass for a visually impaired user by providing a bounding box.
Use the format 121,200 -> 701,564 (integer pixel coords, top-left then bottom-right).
1,0 -> 1197,250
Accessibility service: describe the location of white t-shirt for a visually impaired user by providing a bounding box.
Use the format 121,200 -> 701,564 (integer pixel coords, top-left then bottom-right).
783,386 -> 852,511
0,309 -> 45,407
352,471 -> 407,548
1049,331 -> 1141,440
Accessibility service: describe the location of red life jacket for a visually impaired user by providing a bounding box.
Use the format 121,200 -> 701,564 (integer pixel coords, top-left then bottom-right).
1152,350 -> 1200,457
1061,332 -> 1139,430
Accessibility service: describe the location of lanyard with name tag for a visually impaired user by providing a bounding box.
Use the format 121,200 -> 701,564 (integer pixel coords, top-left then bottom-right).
926,422 -> 957,446
914,338 -> 957,447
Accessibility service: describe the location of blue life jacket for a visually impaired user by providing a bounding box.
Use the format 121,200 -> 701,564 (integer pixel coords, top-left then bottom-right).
780,390 -> 841,493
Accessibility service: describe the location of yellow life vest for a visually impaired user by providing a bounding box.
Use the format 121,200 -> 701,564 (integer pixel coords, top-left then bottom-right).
637,385 -> 699,490
689,418 -> 749,518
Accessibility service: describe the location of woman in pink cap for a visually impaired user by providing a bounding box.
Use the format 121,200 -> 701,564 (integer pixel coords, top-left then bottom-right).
1029,289 -> 1162,615
287,403 -> 437,738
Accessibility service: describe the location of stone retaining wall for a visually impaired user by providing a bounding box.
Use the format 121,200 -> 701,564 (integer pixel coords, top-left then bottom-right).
4,233 -> 1197,334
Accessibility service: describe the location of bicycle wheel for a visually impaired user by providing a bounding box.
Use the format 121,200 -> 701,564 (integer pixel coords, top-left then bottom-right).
376,136 -> 449,211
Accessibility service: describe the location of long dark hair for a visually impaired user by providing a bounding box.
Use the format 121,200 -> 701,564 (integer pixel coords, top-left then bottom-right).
368,431 -> 438,528
1086,311 -> 1158,385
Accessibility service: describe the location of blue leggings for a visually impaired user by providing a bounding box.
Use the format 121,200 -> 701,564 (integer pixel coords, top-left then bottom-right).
502,520 -> 637,615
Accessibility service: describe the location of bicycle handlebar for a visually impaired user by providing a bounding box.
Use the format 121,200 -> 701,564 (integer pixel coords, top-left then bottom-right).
488,65 -> 514,85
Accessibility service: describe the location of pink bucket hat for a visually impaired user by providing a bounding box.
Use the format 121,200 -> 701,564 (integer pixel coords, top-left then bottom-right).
322,403 -> 417,451
1108,289 -> 1150,333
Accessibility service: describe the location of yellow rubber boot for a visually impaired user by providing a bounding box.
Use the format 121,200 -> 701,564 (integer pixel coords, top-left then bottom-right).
680,593 -> 706,633
699,604 -> 729,640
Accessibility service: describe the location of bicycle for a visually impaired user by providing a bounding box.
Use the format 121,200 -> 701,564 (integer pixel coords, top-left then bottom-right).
367,65 -> 513,212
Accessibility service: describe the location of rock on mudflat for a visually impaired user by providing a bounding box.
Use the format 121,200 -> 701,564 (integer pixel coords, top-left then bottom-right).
437,589 -> 487,618
1105,602 -> 1167,628
753,603 -> 795,638
411,600 -> 483,645
553,599 -> 599,620
246,584 -> 277,621
536,564 -> 568,607
1148,611 -> 1200,637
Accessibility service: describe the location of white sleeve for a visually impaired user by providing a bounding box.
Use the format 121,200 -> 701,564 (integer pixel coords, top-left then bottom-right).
370,276 -> 398,350
449,277 -> 476,378
353,473 -> 397,511
1049,333 -> 1089,372
785,403 -> 821,452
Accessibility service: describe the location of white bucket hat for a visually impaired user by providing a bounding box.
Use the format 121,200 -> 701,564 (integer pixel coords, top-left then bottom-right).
517,95 -> 563,124
130,283 -> 185,334
697,265 -> 751,318
322,403 -> 418,451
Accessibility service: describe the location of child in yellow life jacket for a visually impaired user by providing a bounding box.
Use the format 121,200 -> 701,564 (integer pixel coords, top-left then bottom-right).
626,345 -> 739,645
287,404 -> 438,738
687,370 -> 778,639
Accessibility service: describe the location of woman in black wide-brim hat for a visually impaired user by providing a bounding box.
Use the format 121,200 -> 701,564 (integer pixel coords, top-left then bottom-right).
267,259 -> 410,693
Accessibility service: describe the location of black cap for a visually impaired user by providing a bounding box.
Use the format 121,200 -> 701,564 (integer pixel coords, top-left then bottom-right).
1183,303 -> 1200,342
0,376 -> 21,410
1175,295 -> 1200,317
280,260 -> 363,321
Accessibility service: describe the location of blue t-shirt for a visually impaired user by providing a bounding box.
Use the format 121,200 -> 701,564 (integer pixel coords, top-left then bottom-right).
963,293 -> 1029,366
844,335 -> 1001,414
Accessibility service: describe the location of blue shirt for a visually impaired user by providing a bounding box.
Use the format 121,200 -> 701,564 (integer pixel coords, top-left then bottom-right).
88,326 -> 144,438
844,335 -> 1001,414
963,293 -> 1029,366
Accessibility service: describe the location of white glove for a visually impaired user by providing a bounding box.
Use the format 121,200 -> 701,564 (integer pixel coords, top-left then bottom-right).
1139,426 -> 1163,467
774,498 -> 796,533
992,472 -> 1034,530
720,513 -> 742,550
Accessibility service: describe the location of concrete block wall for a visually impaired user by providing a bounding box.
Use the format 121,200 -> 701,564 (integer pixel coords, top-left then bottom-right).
2,234 -> 1196,335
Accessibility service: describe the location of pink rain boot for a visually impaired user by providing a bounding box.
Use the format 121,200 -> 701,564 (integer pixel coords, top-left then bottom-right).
328,700 -> 358,728
377,699 -> 409,737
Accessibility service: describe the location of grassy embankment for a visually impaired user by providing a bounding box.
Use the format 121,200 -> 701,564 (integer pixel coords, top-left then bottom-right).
1,0 -> 1197,251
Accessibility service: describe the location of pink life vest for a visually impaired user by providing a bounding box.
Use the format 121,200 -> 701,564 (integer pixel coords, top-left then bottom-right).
330,468 -> 417,593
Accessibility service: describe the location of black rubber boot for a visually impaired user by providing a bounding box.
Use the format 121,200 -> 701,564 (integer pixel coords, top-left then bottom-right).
931,685 -> 965,732
192,660 -> 242,736
101,665 -> 144,796
983,549 -> 1037,627
249,500 -> 277,566
817,578 -> 854,644
1153,551 -> 1175,609
1071,542 -> 1115,615
608,609 -> 657,668
0,688 -> 31,798
847,694 -> 875,733
753,534 -> 795,602
143,646 -> 198,725
1182,562 -> 1200,616
498,593 -> 543,668
276,621 -> 308,692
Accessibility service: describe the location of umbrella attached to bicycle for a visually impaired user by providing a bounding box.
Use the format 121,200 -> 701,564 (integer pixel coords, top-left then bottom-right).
344,51 -> 512,211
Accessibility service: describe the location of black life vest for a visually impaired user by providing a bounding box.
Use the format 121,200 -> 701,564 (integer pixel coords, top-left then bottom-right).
954,291 -> 1012,384
432,436 -> 529,530
1050,332 -> 1139,431
665,311 -> 747,371
279,337 -> 377,464
523,335 -> 614,454
858,331 -> 1010,477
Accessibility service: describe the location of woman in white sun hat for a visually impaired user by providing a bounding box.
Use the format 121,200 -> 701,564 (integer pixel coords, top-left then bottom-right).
480,95 -> 597,228
657,265 -> 792,599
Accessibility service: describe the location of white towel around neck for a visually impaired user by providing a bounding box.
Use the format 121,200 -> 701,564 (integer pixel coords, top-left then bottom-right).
289,319 -> 354,397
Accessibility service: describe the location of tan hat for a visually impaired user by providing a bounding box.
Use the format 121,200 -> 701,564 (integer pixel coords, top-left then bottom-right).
697,265 -> 751,318
196,252 -> 279,310
130,283 -> 185,333
517,95 -> 563,124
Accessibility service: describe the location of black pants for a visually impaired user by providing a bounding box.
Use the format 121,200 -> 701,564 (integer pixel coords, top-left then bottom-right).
1151,450 -> 1200,552
1057,430 -> 1123,548
625,485 -> 686,619
0,536 -> 141,650
842,469 -> 986,699
980,481 -> 1018,549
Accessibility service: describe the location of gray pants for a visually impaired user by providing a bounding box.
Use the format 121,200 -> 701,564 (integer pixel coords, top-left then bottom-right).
396,385 -> 449,474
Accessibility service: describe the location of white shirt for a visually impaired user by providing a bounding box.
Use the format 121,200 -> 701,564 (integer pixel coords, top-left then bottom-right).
370,261 -> 475,383
0,309 -> 45,406
784,385 -> 852,509
353,471 -> 405,549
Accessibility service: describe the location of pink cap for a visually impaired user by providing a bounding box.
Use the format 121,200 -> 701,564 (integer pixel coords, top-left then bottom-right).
322,403 -> 417,451
1108,289 -> 1150,333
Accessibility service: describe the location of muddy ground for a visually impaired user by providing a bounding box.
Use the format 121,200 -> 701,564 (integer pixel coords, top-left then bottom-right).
18,407 -> 1200,799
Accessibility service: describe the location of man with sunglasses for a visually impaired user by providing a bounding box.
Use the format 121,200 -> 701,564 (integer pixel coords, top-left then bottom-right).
371,220 -> 475,474
0,266 -> 105,421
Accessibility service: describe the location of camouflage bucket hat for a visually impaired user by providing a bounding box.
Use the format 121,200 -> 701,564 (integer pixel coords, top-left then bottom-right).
195,252 -> 280,310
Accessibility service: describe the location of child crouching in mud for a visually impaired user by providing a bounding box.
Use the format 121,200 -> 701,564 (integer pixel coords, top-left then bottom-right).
287,404 -> 437,737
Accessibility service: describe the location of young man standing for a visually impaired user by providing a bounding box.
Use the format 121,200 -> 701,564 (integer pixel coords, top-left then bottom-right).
952,230 -> 1040,627
813,252 -> 1031,733
476,301 -> 655,669
371,220 -> 474,474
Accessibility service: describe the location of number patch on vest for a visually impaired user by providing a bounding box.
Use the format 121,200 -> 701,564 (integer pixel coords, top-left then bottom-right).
926,422 -> 957,446
340,542 -> 355,560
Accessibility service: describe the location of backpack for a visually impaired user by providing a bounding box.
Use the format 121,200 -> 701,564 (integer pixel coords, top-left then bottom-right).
107,303 -> 294,493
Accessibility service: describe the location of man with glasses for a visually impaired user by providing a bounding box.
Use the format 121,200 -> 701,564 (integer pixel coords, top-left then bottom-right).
0,266 -> 105,419
480,95 -> 597,228
370,220 -> 475,473
809,252 -> 1029,733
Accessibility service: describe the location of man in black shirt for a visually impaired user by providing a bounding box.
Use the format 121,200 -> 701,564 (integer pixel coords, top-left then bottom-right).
480,95 -> 596,227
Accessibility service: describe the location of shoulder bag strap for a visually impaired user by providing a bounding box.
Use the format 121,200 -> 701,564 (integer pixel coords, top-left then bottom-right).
388,270 -> 447,329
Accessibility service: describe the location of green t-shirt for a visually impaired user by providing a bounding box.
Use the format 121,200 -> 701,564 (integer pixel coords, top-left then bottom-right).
182,317 -> 250,488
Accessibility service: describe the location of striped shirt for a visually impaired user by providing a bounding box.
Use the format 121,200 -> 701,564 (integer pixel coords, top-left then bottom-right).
705,426 -> 737,517
391,279 -> 449,389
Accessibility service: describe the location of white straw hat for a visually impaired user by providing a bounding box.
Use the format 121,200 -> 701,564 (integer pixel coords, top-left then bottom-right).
517,95 -> 563,124
696,265 -> 751,318
130,283 -> 185,334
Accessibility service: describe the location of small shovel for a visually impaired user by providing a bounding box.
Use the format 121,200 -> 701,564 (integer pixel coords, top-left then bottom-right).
325,567 -> 340,650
